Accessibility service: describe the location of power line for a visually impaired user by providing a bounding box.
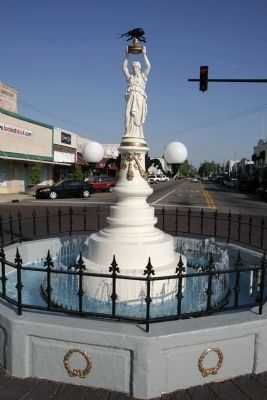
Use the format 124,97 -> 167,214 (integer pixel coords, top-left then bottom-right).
18,99 -> 109,138
147,103 -> 267,139
18,98 -> 267,142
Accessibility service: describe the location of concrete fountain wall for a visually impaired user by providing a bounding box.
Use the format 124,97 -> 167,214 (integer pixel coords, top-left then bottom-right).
1,238 -> 267,399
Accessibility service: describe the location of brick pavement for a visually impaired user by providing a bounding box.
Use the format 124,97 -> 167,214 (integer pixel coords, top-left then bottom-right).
0,368 -> 267,400
0,193 -> 33,204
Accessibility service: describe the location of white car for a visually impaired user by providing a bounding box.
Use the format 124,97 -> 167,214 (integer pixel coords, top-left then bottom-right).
148,174 -> 159,184
156,175 -> 169,182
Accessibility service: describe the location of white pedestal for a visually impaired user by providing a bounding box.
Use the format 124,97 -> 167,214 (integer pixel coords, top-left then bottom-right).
83,137 -> 186,302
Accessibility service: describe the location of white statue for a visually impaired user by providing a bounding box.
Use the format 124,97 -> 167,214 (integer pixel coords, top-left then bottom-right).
122,46 -> 151,138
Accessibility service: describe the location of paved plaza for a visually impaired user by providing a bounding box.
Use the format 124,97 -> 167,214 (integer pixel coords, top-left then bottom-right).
0,367 -> 267,399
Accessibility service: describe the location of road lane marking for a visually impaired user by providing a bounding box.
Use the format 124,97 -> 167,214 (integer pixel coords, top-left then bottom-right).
151,189 -> 177,205
151,180 -> 188,205
178,189 -> 200,191
206,190 -> 216,207
202,185 -> 216,208
153,204 -> 215,209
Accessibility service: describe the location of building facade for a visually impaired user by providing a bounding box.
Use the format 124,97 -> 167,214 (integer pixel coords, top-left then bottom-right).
0,81 -> 131,193
252,139 -> 267,186
0,82 -> 17,113
53,128 -> 77,181
0,107 -> 54,193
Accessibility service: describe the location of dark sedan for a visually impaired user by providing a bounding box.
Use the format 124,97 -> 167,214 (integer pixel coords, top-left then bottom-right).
256,187 -> 267,201
35,179 -> 93,200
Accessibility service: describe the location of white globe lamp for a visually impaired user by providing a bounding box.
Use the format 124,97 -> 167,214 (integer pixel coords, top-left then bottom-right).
163,142 -> 188,164
82,141 -> 104,163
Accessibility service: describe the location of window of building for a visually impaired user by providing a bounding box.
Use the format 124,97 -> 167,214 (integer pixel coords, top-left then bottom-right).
61,132 -> 71,145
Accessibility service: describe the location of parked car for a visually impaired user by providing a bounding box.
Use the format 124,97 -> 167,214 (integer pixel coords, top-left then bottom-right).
87,176 -> 116,192
156,175 -> 169,182
238,180 -> 257,193
148,174 -> 159,184
224,178 -> 238,188
35,179 -> 93,200
256,187 -> 267,201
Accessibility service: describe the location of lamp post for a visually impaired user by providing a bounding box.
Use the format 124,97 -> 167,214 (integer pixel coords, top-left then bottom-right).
82,141 -> 104,164
164,142 -> 188,176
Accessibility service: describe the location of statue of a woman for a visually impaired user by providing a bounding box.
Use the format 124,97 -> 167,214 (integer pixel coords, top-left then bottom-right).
122,46 -> 151,138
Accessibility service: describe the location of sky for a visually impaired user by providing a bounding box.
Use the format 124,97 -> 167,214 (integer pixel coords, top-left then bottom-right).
1,0 -> 267,167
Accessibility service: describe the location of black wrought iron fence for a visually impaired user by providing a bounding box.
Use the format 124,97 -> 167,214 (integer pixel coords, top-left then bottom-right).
0,206 -> 266,332
0,206 -> 104,247
0,246 -> 266,332
0,206 -> 266,250
156,207 -> 266,250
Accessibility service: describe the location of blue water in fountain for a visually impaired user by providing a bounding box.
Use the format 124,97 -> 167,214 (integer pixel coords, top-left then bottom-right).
3,237 -> 258,318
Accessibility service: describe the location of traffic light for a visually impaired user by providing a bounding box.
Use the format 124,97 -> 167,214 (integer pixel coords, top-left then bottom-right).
199,66 -> 208,92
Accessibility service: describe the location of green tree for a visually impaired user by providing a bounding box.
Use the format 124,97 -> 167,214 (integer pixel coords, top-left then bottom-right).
29,163 -> 43,185
72,165 -> 84,180
198,161 -> 220,177
178,160 -> 197,177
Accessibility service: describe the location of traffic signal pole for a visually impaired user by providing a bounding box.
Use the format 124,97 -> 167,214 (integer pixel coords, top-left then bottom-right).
189,66 -> 267,92
189,78 -> 267,83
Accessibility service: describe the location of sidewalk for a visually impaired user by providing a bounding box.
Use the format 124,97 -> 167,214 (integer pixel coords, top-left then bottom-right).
0,367 -> 267,399
0,192 -> 33,204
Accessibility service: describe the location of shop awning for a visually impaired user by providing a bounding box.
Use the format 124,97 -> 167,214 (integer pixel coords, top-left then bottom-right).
94,158 -> 118,170
0,156 -> 71,166
54,144 -> 76,154
0,151 -> 71,166
76,152 -> 89,166
95,158 -> 108,168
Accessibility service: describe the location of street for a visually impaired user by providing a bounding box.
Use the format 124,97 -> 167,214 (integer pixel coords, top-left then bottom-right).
149,179 -> 267,217
2,178 -> 266,218
1,179 -> 267,250
0,179 -> 267,217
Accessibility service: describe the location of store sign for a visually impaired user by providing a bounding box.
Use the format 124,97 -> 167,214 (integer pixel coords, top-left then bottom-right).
61,132 -> 71,145
0,123 -> 32,137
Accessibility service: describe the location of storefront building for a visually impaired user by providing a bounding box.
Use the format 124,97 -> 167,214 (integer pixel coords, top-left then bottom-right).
252,139 -> 267,185
0,81 -> 123,193
53,128 -> 77,181
0,107 -> 54,193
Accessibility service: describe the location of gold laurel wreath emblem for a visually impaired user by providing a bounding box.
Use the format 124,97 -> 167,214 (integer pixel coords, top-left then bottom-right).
63,349 -> 93,378
198,348 -> 223,377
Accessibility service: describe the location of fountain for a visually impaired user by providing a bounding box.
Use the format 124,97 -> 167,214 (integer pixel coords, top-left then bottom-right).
80,40 -> 187,303
3,236 -> 230,318
1,30 -> 267,400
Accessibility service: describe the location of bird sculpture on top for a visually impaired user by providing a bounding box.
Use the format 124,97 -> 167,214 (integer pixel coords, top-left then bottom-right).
119,28 -> 146,43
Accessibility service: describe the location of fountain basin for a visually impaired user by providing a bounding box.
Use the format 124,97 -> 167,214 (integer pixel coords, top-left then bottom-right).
0,236 -> 266,399
3,235 -> 231,316
0,283 -> 266,399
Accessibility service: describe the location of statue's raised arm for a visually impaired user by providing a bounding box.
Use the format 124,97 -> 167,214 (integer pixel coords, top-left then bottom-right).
122,47 -> 131,80
142,46 -> 151,78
